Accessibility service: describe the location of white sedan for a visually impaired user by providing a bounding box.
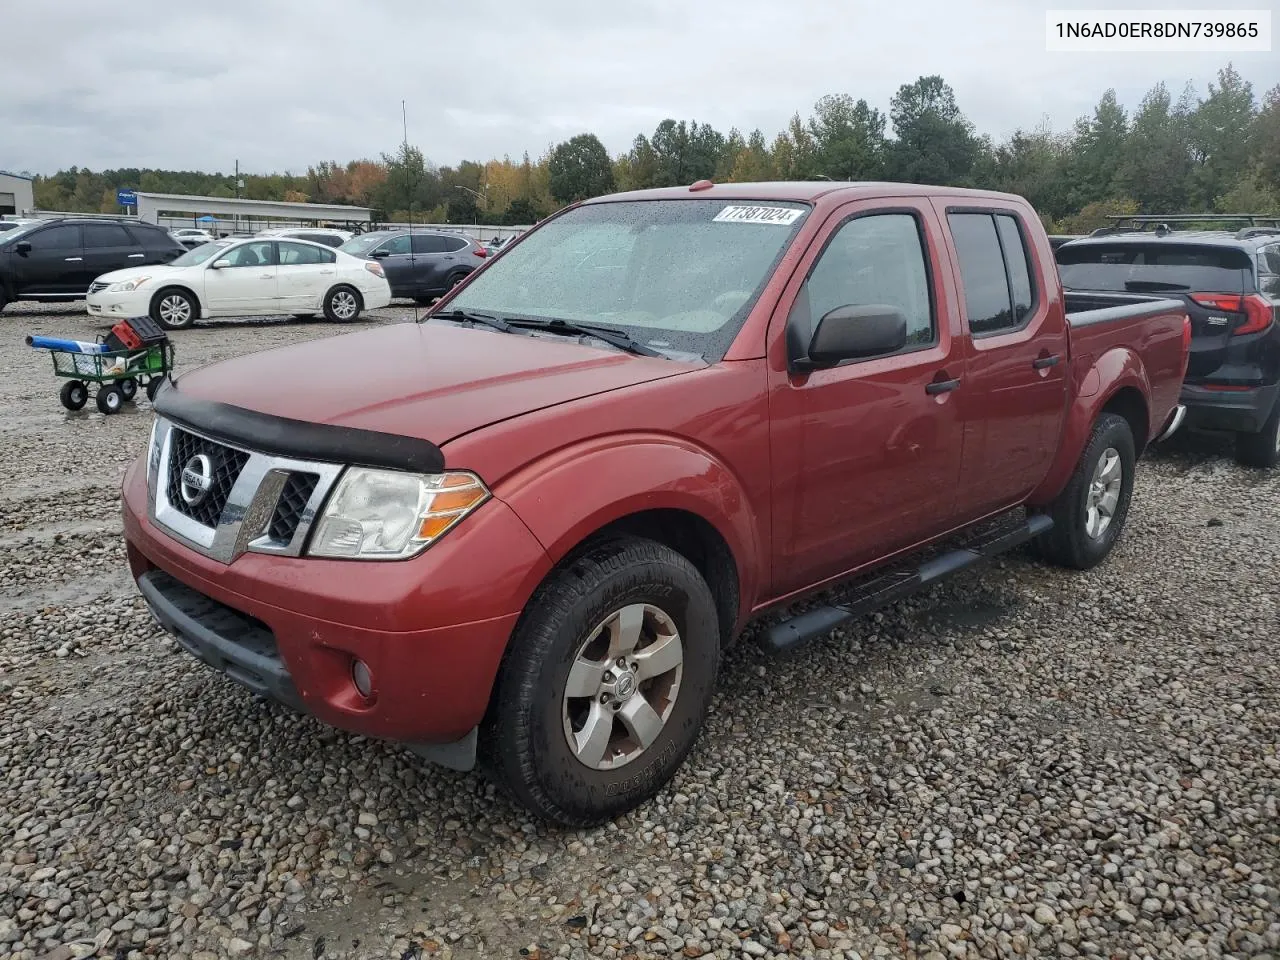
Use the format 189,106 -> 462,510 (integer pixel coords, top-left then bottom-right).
86,237 -> 392,329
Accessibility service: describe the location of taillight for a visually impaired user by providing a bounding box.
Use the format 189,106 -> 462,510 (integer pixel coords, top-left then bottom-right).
1189,292 -> 1274,336
364,261 -> 385,278
473,245 -> 487,258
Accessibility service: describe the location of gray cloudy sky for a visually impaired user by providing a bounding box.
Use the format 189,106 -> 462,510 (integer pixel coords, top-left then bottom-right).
2,0 -> 1276,176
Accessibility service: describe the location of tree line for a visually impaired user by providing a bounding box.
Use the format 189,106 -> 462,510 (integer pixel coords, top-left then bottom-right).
29,65 -> 1279,232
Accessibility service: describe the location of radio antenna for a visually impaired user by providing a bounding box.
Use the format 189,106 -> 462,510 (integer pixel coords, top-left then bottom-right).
402,99 -> 420,324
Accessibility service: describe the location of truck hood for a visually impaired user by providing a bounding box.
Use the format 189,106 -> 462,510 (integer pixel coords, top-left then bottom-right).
172,321 -> 698,447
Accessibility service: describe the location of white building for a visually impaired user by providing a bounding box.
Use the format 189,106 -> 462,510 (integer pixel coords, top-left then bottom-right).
0,171 -> 35,216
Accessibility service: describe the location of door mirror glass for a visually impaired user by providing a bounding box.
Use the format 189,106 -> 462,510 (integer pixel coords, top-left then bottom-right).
210,259 -> 231,269
804,304 -> 908,368
371,249 -> 391,259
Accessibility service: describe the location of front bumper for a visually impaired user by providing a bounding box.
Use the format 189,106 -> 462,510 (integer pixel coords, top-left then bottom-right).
1181,380 -> 1280,434
86,290 -> 149,318
122,457 -> 551,763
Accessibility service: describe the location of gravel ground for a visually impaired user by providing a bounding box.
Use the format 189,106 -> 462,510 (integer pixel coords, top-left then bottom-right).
1,300 -> 1277,960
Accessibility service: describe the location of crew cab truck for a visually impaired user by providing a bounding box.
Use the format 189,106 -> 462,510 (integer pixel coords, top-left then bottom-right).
122,182 -> 1190,827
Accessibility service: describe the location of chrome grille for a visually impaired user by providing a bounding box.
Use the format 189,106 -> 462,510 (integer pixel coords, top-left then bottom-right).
165,429 -> 250,528
88,281 -> 110,294
268,472 -> 319,542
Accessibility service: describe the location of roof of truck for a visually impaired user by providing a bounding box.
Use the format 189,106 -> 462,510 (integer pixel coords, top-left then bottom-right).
585,181 -> 1032,206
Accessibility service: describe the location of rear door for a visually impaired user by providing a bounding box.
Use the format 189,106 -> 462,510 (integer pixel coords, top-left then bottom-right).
937,205 -> 1069,519
276,241 -> 337,309
1056,241 -> 1254,382
11,223 -> 84,295
82,222 -> 146,285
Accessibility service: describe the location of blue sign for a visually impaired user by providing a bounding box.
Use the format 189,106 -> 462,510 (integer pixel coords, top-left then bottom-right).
117,189 -> 137,207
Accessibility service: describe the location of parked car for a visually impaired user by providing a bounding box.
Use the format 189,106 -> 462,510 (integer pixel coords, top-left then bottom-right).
86,236 -> 391,329
123,182 -> 1188,826
1057,226 -> 1280,466
256,227 -> 353,248
338,229 -> 488,302
0,218 -> 185,312
0,217 -> 40,233
171,228 -> 215,249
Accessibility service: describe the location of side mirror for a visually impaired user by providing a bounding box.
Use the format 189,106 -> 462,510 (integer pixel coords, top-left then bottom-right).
800,304 -> 909,369
371,249 -> 391,259
210,259 -> 231,270
14,240 -> 31,255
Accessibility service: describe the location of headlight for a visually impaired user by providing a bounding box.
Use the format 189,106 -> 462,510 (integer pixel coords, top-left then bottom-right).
308,468 -> 489,560
108,276 -> 151,293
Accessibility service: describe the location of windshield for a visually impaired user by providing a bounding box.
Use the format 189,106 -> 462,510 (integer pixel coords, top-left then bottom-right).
170,240 -> 232,267
339,233 -> 395,257
441,199 -> 810,359
1058,242 -> 1253,293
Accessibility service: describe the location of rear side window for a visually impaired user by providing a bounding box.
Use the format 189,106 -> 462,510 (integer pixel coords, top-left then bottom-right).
948,212 -> 1038,335
411,234 -> 448,254
1057,242 -> 1253,294
278,241 -> 334,265
995,215 -> 1034,323
131,225 -> 179,249
444,237 -> 469,253
83,223 -> 134,248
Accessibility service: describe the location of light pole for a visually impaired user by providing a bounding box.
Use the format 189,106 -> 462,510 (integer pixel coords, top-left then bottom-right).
454,184 -> 487,226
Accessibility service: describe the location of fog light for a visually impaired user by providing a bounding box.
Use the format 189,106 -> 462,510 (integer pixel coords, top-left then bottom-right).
352,659 -> 373,698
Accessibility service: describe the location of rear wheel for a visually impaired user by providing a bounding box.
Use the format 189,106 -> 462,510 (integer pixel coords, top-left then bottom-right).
118,377 -> 138,401
1033,412 -> 1135,570
323,286 -> 362,322
151,289 -> 197,330
146,377 -> 164,402
96,385 -> 123,415
1234,400 -> 1280,468
480,537 -> 720,827
59,380 -> 88,411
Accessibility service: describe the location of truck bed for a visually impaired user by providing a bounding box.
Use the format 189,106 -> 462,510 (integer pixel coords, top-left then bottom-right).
1064,291 -> 1185,328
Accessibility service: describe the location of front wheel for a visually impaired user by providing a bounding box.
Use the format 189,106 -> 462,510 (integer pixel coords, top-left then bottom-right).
1033,412 -> 1136,570
480,537 -> 720,827
96,385 -> 123,415
323,286 -> 362,322
60,380 -> 88,411
1234,400 -> 1280,468
151,289 -> 197,330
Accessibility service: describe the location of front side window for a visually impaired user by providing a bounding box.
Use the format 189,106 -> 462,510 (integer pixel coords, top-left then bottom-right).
216,241 -> 276,267
377,235 -> 412,256
803,213 -> 934,349
27,225 -> 81,250
445,198 -> 809,360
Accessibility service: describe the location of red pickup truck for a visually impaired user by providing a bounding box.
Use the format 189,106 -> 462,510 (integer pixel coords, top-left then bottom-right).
123,182 -> 1190,826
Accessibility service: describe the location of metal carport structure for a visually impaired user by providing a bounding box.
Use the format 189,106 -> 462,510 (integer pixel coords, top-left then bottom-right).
133,192 -> 374,231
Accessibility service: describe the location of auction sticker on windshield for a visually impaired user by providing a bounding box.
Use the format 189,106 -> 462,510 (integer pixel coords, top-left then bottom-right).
712,205 -> 806,225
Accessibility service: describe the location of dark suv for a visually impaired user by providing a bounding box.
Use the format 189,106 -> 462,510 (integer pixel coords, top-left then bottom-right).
338,229 -> 487,302
1058,224 -> 1280,467
0,218 -> 185,312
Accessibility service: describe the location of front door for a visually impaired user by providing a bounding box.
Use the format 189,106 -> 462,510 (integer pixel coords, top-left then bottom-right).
13,223 -> 84,295
276,241 -> 337,309
82,222 -> 146,290
372,234 -> 414,296
202,239 -> 278,314
769,201 -> 967,596
935,205 -> 1069,518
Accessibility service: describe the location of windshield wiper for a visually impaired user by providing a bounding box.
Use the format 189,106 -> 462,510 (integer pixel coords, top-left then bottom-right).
505,317 -> 664,358
431,309 -> 515,334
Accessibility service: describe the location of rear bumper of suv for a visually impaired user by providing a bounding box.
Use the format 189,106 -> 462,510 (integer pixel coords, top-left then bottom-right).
121,456 -> 552,767
1181,381 -> 1280,434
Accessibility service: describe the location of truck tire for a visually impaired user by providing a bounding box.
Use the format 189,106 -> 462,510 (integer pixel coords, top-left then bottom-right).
1033,412 -> 1136,570
1234,400 -> 1280,468
480,536 -> 720,827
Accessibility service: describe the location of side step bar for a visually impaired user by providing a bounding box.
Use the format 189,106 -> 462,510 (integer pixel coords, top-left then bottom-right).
760,513 -> 1054,655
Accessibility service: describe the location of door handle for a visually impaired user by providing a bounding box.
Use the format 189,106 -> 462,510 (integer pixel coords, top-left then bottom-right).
1032,354 -> 1061,369
64,257 -> 83,262
128,253 -> 145,259
926,377 -> 961,395
320,269 -> 334,275
259,273 -> 273,279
